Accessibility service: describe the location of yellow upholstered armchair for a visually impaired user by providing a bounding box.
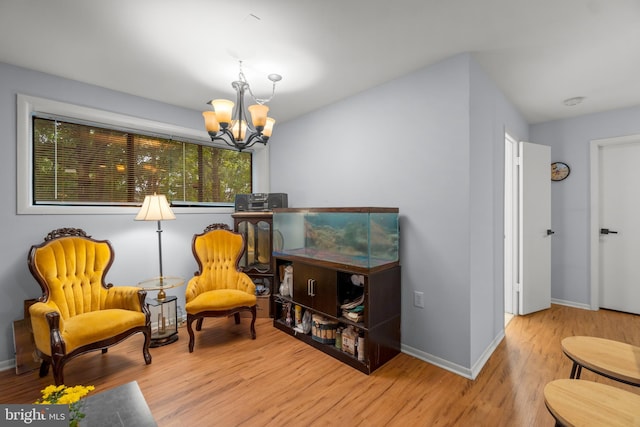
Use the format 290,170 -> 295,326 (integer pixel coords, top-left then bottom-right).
27,228 -> 152,385
185,224 -> 257,352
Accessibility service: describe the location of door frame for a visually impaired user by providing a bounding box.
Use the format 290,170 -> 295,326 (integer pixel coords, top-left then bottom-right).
504,132 -> 518,315
589,133 -> 640,310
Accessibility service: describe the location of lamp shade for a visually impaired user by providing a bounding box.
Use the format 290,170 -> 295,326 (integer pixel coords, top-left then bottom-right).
262,117 -> 276,138
135,194 -> 176,221
202,111 -> 220,133
231,120 -> 247,141
248,104 -> 269,128
210,99 -> 234,124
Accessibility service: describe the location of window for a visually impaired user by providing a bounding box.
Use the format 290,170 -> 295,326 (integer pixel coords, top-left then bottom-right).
18,94 -> 270,214
32,117 -> 251,206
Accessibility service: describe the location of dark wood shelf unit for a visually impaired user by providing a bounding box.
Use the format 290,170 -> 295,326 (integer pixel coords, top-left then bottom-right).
273,255 -> 401,374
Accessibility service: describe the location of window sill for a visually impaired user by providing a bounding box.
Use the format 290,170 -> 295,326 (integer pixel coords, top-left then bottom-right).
18,205 -> 235,216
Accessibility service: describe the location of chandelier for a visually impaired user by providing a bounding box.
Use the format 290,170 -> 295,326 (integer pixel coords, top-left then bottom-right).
202,61 -> 282,152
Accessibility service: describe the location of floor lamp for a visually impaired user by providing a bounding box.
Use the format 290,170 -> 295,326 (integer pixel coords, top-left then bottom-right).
135,193 -> 176,300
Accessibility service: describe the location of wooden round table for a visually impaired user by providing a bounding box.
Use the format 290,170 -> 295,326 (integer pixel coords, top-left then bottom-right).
544,379 -> 640,426
561,336 -> 640,386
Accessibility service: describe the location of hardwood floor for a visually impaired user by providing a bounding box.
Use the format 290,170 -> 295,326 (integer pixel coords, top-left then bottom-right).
1,304 -> 638,426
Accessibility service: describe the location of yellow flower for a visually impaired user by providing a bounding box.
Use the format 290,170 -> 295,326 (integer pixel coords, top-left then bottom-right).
35,384 -> 94,427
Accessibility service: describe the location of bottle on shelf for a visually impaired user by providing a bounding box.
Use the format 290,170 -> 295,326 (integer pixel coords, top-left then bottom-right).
294,305 -> 302,327
357,330 -> 365,362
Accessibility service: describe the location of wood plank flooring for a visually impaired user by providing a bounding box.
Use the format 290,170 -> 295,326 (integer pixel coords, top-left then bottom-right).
1,304 -> 638,426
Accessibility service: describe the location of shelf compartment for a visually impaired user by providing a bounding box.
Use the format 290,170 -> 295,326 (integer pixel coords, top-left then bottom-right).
274,319 -> 369,374
274,293 -> 366,330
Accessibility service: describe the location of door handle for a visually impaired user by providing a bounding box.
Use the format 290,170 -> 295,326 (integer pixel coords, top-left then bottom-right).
547,229 -> 555,236
307,278 -> 316,297
600,228 -> 619,235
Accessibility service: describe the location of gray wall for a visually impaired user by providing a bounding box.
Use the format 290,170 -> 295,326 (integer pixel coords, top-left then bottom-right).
531,105 -> 640,306
469,58 -> 529,367
0,62 -> 231,366
270,54 -> 529,376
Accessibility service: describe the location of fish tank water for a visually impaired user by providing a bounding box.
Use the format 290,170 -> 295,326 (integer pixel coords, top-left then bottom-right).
273,207 -> 399,268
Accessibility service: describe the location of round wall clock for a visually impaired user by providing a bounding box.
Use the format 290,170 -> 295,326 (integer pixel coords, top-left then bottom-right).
551,162 -> 570,181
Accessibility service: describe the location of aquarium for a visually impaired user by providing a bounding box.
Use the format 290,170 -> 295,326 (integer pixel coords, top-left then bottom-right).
273,207 -> 399,268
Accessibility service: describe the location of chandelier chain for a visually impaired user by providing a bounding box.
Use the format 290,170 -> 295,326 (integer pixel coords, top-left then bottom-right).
238,61 -> 277,105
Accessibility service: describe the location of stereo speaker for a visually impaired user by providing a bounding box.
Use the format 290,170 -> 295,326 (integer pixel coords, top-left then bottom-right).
235,193 -> 288,211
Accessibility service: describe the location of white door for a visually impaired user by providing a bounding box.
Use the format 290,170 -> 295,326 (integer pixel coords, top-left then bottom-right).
599,141 -> 640,314
518,141 -> 551,315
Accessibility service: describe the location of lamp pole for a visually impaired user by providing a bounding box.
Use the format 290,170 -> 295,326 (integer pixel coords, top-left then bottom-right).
156,221 -> 164,276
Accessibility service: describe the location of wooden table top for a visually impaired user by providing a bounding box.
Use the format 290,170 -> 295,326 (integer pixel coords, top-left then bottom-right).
544,379 -> 640,426
562,336 -> 640,385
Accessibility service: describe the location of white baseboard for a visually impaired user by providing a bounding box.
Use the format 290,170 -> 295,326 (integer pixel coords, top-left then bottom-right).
377,302 -> 593,380
551,298 -> 593,310
470,330 -> 505,379
402,344 -> 474,379
0,359 -> 15,372
401,330 -> 505,380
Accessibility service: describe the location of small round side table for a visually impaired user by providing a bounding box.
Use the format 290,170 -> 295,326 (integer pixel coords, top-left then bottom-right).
138,276 -> 184,347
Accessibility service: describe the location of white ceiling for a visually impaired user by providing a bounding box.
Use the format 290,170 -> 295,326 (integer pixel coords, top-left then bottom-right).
1,0 -> 640,125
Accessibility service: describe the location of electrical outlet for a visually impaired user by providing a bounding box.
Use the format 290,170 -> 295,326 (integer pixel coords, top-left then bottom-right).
414,291 -> 424,308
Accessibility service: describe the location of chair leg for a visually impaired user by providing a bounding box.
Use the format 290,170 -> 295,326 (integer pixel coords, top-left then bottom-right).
142,329 -> 152,365
48,351 -> 66,386
102,348 -> 108,354
52,362 -> 64,386
250,306 -> 257,340
187,315 -> 196,353
234,312 -> 241,324
39,360 -> 50,378
196,318 -> 204,331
